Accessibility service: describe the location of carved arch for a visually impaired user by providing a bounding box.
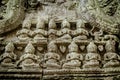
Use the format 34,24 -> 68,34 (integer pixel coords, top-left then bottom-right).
0,0 -> 25,35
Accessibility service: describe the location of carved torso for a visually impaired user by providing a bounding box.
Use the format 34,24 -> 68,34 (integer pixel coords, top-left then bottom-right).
44,52 -> 61,69
83,52 -> 101,68
19,53 -> 38,66
44,52 -> 60,63
103,52 -> 120,68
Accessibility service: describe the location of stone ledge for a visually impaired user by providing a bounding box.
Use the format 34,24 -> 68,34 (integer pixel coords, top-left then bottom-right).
0,69 -> 120,80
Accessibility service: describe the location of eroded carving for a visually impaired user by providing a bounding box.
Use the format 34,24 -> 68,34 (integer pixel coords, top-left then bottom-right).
56,19 -> 72,54
0,0 -> 8,19
98,0 -> 119,16
57,19 -> 72,41
73,19 -> 89,41
0,42 -> 16,68
44,41 -> 61,69
48,18 -> 57,41
103,40 -> 120,68
16,19 -> 32,42
90,29 -> 104,41
62,42 -> 83,69
83,42 -> 101,69
17,42 -> 39,70
0,0 -> 120,79
33,18 -> 47,42
28,0 -> 38,8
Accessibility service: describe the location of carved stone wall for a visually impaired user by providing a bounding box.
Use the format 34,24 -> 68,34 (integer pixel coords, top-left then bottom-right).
0,0 -> 120,80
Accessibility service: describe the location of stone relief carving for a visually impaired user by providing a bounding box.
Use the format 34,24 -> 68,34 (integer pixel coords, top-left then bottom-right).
44,41 -> 61,69
82,0 -> 120,35
73,19 -> 89,41
103,40 -> 120,68
16,19 -> 32,42
57,19 -> 72,41
28,0 -> 38,8
33,18 -> 47,42
1,18 -> 120,70
90,29 -> 104,41
0,42 -> 16,68
17,42 -> 39,70
83,42 -> 101,69
0,0 -> 8,19
98,0 -> 119,16
48,18 -> 57,41
0,0 -> 24,34
62,42 -> 83,69
0,0 -> 120,80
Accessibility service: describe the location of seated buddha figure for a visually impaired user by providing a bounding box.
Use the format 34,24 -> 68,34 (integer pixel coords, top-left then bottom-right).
62,42 -> 83,69
83,42 -> 101,69
103,40 -> 120,68
44,41 -> 61,69
57,19 -> 72,41
17,42 -> 39,69
0,42 -> 16,68
73,19 -> 89,41
33,18 -> 47,42
16,19 -> 32,42
48,19 -> 57,41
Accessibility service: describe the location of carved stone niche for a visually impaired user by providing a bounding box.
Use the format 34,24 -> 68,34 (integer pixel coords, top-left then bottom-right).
0,0 -> 120,80
17,42 -> 40,70
0,42 -> 16,69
